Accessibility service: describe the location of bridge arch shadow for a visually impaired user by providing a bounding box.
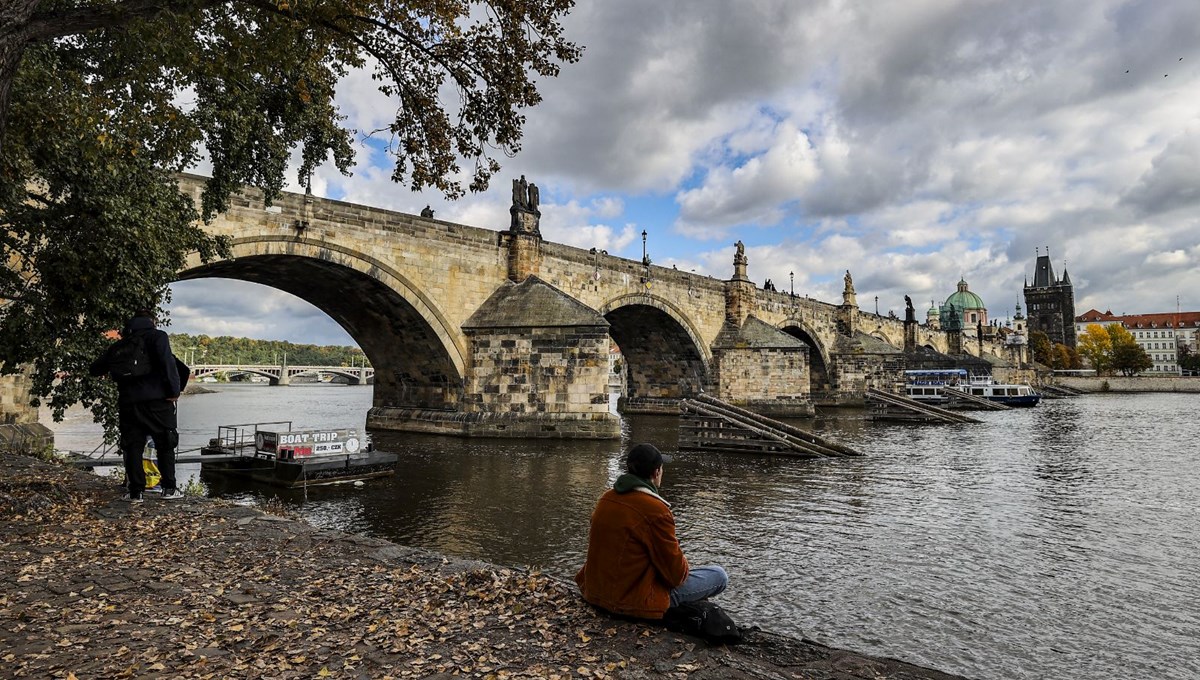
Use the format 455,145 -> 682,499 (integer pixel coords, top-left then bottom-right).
178,237 -> 463,409
779,320 -> 833,401
601,294 -> 711,401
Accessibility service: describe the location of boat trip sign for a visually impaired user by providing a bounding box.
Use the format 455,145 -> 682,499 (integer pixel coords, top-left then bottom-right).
254,429 -> 363,457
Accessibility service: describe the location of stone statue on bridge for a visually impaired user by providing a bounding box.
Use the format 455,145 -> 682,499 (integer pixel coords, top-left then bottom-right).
843,270 -> 854,294
511,175 -> 540,213
905,295 -> 914,323
420,205 -> 434,218
734,240 -> 746,265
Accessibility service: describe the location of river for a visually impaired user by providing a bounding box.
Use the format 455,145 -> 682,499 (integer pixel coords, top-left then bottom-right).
45,385 -> 1200,680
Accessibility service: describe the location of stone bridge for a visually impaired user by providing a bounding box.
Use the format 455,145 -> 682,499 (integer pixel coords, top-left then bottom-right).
190,364 -> 374,386
175,174 -> 1021,439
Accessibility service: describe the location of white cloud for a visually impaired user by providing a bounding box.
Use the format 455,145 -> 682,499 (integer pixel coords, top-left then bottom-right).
177,0 -> 1200,343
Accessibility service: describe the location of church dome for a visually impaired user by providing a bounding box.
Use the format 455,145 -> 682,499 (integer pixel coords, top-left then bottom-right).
945,279 -> 985,311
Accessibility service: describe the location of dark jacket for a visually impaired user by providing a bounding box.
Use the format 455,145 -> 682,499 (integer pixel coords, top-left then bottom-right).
89,316 -> 181,403
575,473 -> 690,619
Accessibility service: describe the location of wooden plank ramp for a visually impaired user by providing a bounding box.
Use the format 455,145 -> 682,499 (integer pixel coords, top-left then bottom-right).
865,388 -> 982,424
679,394 -> 862,457
943,387 -> 1012,410
1039,384 -> 1083,397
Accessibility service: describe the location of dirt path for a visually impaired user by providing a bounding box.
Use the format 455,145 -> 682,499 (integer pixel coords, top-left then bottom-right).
0,452 -> 971,679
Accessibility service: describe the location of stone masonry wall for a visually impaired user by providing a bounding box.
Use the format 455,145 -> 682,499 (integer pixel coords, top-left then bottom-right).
715,347 -> 811,408
835,353 -> 909,401
0,368 -> 37,425
1056,376 -> 1200,393
463,326 -> 612,417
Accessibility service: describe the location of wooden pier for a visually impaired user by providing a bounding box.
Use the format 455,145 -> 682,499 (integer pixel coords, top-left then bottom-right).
865,388 -> 982,423
679,394 -> 862,457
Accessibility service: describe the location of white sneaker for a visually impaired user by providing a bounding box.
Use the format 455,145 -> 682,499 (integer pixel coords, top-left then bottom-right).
161,489 -> 185,501
120,493 -> 144,504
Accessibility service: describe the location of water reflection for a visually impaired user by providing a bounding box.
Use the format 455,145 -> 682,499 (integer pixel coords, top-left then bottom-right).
46,387 -> 1200,680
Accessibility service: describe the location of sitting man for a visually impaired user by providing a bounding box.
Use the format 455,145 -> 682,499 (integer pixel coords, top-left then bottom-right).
576,443 -> 728,619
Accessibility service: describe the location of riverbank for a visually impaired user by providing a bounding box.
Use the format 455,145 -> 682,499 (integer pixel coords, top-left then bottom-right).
0,451 -> 969,680
1054,375 -> 1200,393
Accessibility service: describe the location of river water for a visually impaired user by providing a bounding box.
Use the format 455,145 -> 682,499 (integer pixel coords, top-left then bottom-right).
46,385 -> 1200,680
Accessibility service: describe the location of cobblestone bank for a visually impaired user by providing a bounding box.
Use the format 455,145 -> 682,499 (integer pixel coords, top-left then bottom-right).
0,452 -> 969,679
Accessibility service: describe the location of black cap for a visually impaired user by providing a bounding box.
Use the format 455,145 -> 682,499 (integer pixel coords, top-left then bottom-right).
626,442 -> 672,478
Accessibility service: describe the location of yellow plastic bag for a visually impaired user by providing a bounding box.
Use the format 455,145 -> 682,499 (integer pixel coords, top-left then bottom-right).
143,459 -> 161,489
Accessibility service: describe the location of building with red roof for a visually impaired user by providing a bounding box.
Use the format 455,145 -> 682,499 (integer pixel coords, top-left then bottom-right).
1074,309 -> 1200,374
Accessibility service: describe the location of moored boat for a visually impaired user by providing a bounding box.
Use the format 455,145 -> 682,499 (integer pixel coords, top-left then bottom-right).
200,422 -> 398,487
904,369 -> 1040,407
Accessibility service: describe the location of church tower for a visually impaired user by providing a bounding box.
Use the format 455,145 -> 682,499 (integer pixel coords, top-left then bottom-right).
1023,248 -> 1077,347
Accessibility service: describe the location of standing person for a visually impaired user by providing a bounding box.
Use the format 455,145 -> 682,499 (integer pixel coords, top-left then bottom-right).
90,309 -> 183,503
575,443 -> 728,619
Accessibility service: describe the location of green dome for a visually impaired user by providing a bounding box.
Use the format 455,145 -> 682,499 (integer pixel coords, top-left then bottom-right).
945,279 -> 985,310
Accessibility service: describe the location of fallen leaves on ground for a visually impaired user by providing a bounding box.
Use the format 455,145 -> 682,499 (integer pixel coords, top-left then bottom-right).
0,452 -> 966,680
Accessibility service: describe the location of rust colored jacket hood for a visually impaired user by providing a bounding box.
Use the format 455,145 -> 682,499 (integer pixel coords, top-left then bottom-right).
575,482 -> 689,619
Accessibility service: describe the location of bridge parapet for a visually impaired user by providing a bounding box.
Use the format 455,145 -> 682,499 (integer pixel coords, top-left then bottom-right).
174,175 -> 1024,436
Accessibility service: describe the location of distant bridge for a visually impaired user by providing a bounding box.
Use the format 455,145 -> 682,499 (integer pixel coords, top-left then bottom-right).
190,364 -> 374,386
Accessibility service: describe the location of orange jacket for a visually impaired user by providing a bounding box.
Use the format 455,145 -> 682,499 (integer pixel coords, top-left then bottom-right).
575,479 -> 689,619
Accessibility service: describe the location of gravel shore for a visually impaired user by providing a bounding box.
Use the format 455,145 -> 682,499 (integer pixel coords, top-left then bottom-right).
0,451 -> 971,679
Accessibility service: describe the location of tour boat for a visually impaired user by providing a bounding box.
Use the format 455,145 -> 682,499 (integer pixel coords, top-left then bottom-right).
200,422 -> 398,487
904,369 -> 1041,407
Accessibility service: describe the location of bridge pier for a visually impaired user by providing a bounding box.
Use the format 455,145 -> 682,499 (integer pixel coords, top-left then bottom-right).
368,276 -> 620,439
710,247 -> 814,416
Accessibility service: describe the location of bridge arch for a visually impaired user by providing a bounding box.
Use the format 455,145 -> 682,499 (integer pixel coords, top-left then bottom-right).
178,236 -> 465,409
777,318 -> 834,400
600,293 -> 711,400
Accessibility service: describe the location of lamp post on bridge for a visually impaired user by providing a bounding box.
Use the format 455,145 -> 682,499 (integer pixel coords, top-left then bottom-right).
875,295 -> 879,316
789,271 -> 794,298
641,230 -> 649,266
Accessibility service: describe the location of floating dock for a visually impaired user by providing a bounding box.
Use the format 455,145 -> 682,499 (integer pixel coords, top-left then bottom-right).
65,422 -> 398,488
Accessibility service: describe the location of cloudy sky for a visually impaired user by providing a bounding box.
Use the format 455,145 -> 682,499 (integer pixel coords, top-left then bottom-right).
169,0 -> 1200,347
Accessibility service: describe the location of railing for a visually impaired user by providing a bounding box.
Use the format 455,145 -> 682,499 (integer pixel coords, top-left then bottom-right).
210,421 -> 293,454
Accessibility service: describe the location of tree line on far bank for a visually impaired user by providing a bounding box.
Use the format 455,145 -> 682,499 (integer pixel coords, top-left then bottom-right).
169,334 -> 370,369
1069,325 -> 1156,376
1030,325 -> 1158,376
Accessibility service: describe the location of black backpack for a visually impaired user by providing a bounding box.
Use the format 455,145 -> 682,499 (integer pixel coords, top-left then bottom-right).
108,334 -> 152,380
662,601 -> 743,644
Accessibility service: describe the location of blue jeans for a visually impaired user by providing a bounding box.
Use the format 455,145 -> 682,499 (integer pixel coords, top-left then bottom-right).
669,565 -> 728,608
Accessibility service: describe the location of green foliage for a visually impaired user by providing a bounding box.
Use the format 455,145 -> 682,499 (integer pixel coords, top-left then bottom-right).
170,334 -> 367,368
1106,325 -> 1152,376
1051,343 -> 1080,371
1029,330 -> 1054,367
1180,345 -> 1200,372
1,0 -> 580,436
182,477 -> 207,498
